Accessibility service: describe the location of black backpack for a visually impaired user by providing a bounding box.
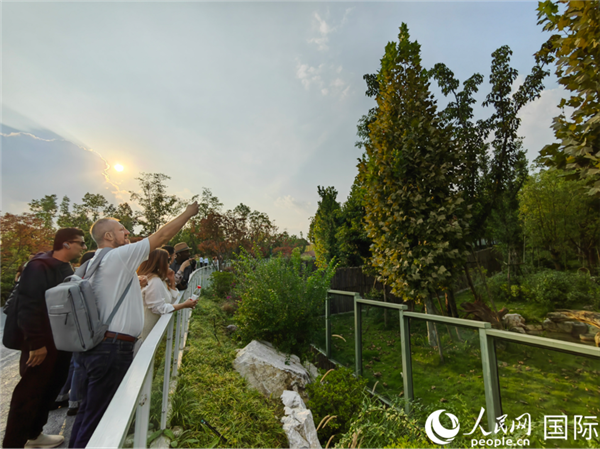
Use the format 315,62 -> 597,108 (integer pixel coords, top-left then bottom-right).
3,281 -> 24,350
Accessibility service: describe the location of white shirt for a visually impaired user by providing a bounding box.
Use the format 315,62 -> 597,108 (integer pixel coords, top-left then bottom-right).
203,257 -> 209,264
89,239 -> 150,337
140,276 -> 179,341
142,276 -> 178,315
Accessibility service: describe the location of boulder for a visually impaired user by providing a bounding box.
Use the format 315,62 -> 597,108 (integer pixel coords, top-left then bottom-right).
570,322 -> 588,337
542,319 -> 559,332
580,333 -> 597,343
547,312 -> 569,322
503,314 -> 527,332
557,321 -> 577,334
233,340 -> 312,398
281,391 -> 321,449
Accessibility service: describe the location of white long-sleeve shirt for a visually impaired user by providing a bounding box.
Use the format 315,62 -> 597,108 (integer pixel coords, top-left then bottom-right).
140,275 -> 179,341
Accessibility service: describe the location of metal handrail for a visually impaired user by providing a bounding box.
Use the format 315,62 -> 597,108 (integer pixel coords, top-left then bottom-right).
322,289 -> 600,435
87,265 -> 217,449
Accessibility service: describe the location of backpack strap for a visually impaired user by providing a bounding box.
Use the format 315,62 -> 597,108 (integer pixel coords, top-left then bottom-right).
82,248 -> 113,279
105,277 -> 134,327
78,247 -> 133,328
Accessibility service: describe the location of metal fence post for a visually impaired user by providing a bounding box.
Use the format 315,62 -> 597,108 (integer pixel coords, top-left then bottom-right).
172,311 -> 182,377
134,357 -> 154,449
325,292 -> 331,359
354,294 -> 362,377
399,306 -> 414,414
161,318 -> 174,430
479,326 -> 502,433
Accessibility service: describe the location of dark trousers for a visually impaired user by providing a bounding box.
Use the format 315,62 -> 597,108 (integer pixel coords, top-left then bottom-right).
3,345 -> 71,448
56,355 -> 85,407
69,339 -> 134,449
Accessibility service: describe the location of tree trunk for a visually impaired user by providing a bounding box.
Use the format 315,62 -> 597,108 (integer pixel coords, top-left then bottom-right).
463,264 -> 481,302
445,288 -> 459,318
424,296 -> 444,362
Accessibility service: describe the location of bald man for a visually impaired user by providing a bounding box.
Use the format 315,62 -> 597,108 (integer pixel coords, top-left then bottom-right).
69,202 -> 199,448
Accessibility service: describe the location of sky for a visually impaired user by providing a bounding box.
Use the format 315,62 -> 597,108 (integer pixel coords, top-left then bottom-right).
1,1 -> 566,237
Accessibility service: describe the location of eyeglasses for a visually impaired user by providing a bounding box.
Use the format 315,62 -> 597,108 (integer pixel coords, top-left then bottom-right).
68,241 -> 87,247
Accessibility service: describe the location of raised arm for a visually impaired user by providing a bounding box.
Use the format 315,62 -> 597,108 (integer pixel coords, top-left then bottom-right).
148,202 -> 199,252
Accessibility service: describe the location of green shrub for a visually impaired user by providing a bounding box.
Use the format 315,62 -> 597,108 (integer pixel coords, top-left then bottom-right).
486,270 -> 600,310
233,248 -> 335,355
336,395 -> 434,449
526,270 -> 600,309
305,367 -> 367,446
210,271 -> 235,299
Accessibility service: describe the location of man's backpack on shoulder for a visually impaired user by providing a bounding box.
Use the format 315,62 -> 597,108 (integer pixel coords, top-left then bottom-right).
2,281 -> 25,350
45,248 -> 133,352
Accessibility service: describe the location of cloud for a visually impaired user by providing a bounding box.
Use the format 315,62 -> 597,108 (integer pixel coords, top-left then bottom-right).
296,62 -> 324,90
275,195 -> 312,213
517,86 -> 569,162
308,8 -> 353,52
1,126 -> 123,213
296,61 -> 351,98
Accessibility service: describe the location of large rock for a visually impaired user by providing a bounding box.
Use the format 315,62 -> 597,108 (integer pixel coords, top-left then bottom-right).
233,340 -> 312,398
281,390 -> 321,449
570,321 -> 588,337
542,319 -> 559,332
503,314 -> 527,333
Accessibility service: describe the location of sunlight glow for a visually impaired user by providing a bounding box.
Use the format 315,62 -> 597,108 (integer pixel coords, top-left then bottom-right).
114,164 -> 124,172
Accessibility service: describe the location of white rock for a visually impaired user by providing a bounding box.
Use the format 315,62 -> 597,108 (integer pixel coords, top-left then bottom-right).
281,391 -> 322,449
233,340 -> 312,398
303,361 -> 319,382
503,313 -> 526,331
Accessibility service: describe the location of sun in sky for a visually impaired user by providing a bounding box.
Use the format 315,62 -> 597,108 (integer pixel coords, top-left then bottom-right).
114,164 -> 124,172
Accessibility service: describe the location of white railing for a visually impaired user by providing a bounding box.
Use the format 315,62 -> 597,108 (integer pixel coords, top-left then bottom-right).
87,264 -> 217,448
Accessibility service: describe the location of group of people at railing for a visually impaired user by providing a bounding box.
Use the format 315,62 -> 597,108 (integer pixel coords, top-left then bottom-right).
3,203 -> 203,448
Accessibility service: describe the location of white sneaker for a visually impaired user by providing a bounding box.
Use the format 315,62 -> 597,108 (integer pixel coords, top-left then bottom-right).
24,433 -> 65,448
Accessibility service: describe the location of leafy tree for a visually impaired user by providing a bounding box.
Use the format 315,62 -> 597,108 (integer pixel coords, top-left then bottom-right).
358,24 -> 470,342
28,194 -> 58,229
536,0 -> 600,196
519,168 -> 600,270
55,195 -> 96,248
73,193 -> 110,223
130,173 -> 183,235
175,187 -> 221,251
104,202 -> 138,232
1,213 -> 54,304
335,179 -> 372,267
308,186 -> 342,268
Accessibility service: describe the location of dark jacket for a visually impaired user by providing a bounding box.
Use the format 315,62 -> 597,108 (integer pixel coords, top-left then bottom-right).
17,251 -> 74,350
170,258 -> 196,291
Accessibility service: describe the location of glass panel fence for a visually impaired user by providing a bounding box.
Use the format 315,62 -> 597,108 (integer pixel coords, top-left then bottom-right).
495,338 -> 600,448
360,304 -> 403,402
409,317 -> 485,418
312,311 -> 327,354
330,293 -> 356,370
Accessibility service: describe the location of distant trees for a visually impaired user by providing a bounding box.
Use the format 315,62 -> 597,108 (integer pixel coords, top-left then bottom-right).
519,169 -> 600,270
130,172 -> 185,235
0,213 -> 54,304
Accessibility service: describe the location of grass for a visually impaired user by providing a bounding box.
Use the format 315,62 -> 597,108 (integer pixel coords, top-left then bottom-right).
315,306 -> 600,448
166,296 -> 288,448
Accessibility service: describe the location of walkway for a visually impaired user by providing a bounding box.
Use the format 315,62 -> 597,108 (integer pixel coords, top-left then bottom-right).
0,338 -> 74,447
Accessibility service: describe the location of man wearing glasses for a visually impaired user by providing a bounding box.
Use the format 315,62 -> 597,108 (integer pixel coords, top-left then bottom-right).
3,228 -> 87,448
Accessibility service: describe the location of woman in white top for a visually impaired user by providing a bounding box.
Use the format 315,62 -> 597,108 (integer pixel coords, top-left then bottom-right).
137,248 -> 197,342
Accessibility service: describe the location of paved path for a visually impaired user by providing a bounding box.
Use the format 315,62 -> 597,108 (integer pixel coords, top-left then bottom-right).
1,339 -> 74,447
